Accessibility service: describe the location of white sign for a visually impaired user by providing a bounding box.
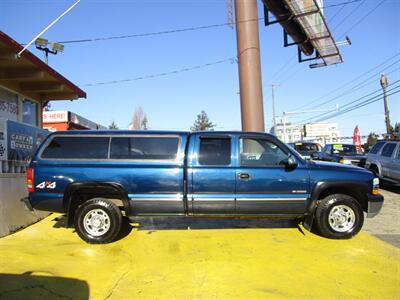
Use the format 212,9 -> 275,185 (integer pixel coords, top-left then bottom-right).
306,123 -> 338,137
43,111 -> 69,123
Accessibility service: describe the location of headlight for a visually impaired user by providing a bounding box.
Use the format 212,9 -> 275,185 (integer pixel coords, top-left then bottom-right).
372,177 -> 380,195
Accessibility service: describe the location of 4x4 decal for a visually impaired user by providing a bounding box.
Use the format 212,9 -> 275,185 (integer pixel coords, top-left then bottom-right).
36,181 -> 56,189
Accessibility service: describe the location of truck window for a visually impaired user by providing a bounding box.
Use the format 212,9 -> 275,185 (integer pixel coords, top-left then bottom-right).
198,137 -> 231,166
110,137 -> 179,160
240,138 -> 287,166
369,141 -> 385,154
381,143 -> 396,157
41,136 -> 109,159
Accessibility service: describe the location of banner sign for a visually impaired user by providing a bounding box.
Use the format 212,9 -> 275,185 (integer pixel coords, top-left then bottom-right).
6,120 -> 49,162
43,111 -> 69,123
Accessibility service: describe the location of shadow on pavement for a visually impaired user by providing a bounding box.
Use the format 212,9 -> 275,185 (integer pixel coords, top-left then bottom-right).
51,215 -> 306,241
0,272 -> 89,300
381,182 -> 400,194
129,216 -> 301,231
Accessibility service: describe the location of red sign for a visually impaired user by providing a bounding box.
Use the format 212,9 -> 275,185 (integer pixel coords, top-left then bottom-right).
353,126 -> 362,153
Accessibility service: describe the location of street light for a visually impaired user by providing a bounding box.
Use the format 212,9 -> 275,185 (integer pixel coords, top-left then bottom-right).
34,37 -> 64,64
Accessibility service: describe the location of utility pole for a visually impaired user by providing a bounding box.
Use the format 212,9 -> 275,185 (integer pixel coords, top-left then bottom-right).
267,83 -> 280,135
380,74 -> 391,135
235,0 -> 265,132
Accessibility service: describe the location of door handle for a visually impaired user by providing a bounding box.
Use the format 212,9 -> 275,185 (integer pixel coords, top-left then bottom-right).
238,173 -> 251,180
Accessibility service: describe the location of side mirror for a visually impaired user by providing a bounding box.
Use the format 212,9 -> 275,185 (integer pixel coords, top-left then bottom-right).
285,155 -> 298,171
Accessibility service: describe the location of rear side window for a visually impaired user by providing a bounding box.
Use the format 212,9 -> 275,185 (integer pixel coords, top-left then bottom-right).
110,137 -> 179,160
198,137 -> 231,166
369,142 -> 385,154
41,136 -> 109,159
381,143 -> 396,157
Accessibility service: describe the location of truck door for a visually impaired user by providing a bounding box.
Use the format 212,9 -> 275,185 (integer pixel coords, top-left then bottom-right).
235,135 -> 309,215
389,143 -> 400,181
380,142 -> 397,178
187,134 -> 236,214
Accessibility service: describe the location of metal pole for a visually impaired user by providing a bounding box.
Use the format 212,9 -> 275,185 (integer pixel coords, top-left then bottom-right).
235,0 -> 265,132
380,74 -> 391,135
272,84 -> 276,135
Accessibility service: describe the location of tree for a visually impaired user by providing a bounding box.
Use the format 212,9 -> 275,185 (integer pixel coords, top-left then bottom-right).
108,120 -> 119,129
367,132 -> 378,147
191,110 -> 215,131
130,107 -> 148,130
394,122 -> 400,133
43,102 -> 52,111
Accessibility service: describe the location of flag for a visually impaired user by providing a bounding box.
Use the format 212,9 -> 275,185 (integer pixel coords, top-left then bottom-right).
353,126 -> 362,153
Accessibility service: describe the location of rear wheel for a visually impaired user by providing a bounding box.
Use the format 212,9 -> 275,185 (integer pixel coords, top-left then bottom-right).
74,198 -> 122,244
315,194 -> 364,239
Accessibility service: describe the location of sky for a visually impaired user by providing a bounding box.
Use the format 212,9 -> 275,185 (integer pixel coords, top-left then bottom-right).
1,0 -> 399,136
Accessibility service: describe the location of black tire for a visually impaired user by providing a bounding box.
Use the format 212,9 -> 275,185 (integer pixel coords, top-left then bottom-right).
315,194 -> 364,239
74,198 -> 122,244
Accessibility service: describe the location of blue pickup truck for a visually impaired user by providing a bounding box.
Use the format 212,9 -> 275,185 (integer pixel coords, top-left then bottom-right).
24,131 -> 383,243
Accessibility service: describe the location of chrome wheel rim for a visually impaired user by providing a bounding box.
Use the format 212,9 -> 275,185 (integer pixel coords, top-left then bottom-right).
328,205 -> 355,232
83,208 -> 111,237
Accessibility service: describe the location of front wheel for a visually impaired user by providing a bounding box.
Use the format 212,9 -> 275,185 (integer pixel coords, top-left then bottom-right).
315,194 -> 364,239
74,198 -> 122,244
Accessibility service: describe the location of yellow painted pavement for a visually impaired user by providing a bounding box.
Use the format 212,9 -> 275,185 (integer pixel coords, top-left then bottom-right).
0,215 -> 399,300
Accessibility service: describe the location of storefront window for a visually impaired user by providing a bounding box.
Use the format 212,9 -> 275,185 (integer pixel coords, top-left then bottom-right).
22,99 -> 38,126
0,87 -> 18,121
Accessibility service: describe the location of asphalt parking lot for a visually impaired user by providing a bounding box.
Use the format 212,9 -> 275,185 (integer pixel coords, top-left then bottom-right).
0,188 -> 398,300
364,185 -> 400,248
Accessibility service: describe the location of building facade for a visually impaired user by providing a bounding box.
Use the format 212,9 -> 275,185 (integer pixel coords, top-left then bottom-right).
0,31 -> 85,237
43,110 -> 106,131
272,122 -> 340,145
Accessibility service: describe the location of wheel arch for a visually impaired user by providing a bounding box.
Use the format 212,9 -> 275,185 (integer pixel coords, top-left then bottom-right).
63,181 -> 130,227
310,181 -> 369,212
368,163 -> 381,176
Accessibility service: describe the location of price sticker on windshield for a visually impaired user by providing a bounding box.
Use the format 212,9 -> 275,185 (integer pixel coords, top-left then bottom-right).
333,144 -> 343,151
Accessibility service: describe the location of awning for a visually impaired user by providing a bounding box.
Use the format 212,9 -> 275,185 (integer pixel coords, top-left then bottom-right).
0,31 -> 86,102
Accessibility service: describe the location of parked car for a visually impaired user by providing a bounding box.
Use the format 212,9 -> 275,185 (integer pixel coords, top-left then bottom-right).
312,143 -> 366,167
23,131 -> 383,243
365,140 -> 400,183
288,142 -> 322,159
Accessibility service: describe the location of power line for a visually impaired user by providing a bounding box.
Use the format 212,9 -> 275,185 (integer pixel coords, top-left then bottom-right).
32,0 -> 362,45
304,59 -> 400,111
338,0 -> 387,39
313,88 -> 400,123
292,52 -> 400,110
300,80 -> 400,123
323,0 -> 363,9
331,0 -> 366,32
303,81 -> 400,123
80,57 -> 235,87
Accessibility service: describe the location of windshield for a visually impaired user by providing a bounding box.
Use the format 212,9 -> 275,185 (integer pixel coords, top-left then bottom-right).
294,143 -> 321,154
331,144 -> 357,155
